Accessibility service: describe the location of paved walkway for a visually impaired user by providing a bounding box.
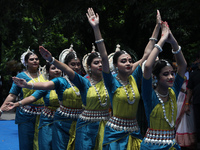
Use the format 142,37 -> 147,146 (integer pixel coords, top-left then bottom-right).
0,110 -> 16,120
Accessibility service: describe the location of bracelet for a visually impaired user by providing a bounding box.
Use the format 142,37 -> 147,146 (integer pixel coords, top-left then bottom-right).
31,82 -> 34,89
154,44 -> 163,52
18,101 -> 23,107
149,37 -> 158,42
185,103 -> 190,105
0,108 -> 3,114
95,39 -> 104,44
49,57 -> 55,64
172,45 -> 181,54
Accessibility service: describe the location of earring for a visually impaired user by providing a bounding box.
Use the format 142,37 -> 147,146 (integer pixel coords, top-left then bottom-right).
152,76 -> 157,87
46,73 -> 49,80
88,66 -> 91,74
115,67 -> 118,73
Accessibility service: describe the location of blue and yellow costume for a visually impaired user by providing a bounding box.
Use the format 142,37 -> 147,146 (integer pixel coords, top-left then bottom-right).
72,73 -> 110,150
51,77 -> 82,150
102,65 -> 143,150
9,72 -> 45,150
31,87 -> 59,150
140,74 -> 184,150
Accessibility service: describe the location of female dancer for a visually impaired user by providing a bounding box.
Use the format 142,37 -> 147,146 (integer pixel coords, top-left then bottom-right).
12,45 -> 83,150
140,21 -> 187,149
0,48 -> 46,150
7,63 -> 62,150
86,8 -> 161,149
34,43 -> 111,150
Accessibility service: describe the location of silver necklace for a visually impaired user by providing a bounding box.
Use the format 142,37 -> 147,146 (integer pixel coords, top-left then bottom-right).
27,71 -> 40,82
64,75 -> 80,96
90,78 -> 108,107
116,76 -> 135,104
155,91 -> 174,128
155,90 -> 169,97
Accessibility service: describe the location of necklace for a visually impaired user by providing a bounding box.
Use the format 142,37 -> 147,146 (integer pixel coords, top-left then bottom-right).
27,71 -> 40,82
64,75 -> 80,96
155,91 -> 174,128
155,90 -> 169,97
90,78 -> 108,107
115,76 -> 135,104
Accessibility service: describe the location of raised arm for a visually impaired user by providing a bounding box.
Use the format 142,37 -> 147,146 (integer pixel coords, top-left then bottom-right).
12,77 -> 55,90
39,46 -> 75,80
132,10 -> 162,71
143,21 -> 170,79
86,8 -> 110,73
166,31 -> 187,78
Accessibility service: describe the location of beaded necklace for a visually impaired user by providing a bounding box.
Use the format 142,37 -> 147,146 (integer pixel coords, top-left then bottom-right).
90,78 -> 108,107
155,90 -> 169,97
64,75 -> 80,96
27,71 -> 40,82
155,91 -> 174,128
115,76 -> 135,104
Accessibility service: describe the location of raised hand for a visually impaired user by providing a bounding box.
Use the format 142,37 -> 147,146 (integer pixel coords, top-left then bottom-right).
12,77 -> 28,88
160,21 -> 170,42
86,8 -> 99,28
39,46 -> 53,62
156,10 -> 162,25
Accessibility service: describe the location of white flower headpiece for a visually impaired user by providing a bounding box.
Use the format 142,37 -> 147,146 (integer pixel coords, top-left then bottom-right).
82,43 -> 99,74
20,46 -> 34,66
59,44 -> 77,63
108,44 -> 121,72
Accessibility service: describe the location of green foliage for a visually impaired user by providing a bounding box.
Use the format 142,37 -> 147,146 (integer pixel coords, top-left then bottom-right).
0,0 -> 200,98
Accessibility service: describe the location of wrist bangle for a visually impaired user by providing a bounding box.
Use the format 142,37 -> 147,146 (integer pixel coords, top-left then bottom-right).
185,103 -> 190,105
31,82 -> 34,89
18,101 -> 23,107
0,108 -> 3,114
49,57 -> 55,64
154,44 -> 163,52
149,37 -> 158,42
95,39 -> 104,44
172,45 -> 181,54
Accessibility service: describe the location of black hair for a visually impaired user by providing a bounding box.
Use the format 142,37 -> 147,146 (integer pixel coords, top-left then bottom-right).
152,59 -> 172,79
45,62 -> 51,73
113,51 -> 128,65
87,52 -> 100,67
24,52 -> 38,63
64,51 -> 82,65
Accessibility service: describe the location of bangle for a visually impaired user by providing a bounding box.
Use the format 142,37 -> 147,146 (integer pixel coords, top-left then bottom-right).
154,44 -> 163,52
49,57 -> 55,64
18,101 -> 23,107
0,108 -> 3,114
95,39 -> 104,44
172,45 -> 181,54
185,103 -> 190,105
31,82 -> 34,89
149,37 -> 158,42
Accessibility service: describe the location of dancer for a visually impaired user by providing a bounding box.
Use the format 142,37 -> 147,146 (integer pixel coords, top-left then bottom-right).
140,21 -> 187,149
86,8 -> 160,149
7,63 -> 62,150
12,45 -> 83,150
175,71 -> 196,149
34,43 -> 111,150
0,48 -> 46,150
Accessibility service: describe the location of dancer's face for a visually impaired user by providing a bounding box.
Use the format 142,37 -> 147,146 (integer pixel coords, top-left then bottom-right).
27,54 -> 39,69
68,58 -> 81,73
157,65 -> 175,88
117,54 -> 133,74
90,57 -> 102,76
48,64 -> 62,80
